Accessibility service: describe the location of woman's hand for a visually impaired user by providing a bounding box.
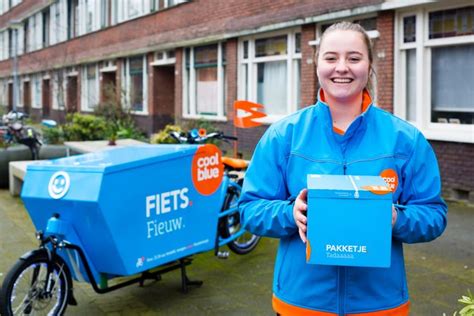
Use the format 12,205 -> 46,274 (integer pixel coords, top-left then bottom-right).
294,189 -> 308,243
392,205 -> 398,227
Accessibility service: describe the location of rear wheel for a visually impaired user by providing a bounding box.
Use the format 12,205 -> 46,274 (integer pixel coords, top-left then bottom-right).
219,183 -> 260,255
0,251 -> 70,316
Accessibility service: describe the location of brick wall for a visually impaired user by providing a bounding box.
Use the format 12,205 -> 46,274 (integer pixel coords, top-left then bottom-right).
431,141 -> 474,202
0,0 -> 384,77
301,24 -> 317,107
374,10 -> 394,112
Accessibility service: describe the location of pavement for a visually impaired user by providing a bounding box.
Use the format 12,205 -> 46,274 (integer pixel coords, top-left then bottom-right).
0,189 -> 472,315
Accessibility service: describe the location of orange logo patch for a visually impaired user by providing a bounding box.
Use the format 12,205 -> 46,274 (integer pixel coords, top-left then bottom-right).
306,240 -> 312,262
380,169 -> 399,192
192,144 -> 223,196
361,185 -> 392,195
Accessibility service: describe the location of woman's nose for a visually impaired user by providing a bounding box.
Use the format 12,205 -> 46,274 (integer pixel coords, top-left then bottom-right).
335,59 -> 349,72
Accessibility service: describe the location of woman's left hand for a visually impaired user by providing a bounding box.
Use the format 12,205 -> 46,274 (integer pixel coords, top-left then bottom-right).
392,205 -> 398,227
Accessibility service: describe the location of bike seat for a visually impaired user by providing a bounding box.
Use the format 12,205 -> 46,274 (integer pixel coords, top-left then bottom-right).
221,157 -> 249,170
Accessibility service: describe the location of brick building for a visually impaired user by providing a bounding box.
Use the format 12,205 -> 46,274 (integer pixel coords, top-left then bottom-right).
0,0 -> 473,201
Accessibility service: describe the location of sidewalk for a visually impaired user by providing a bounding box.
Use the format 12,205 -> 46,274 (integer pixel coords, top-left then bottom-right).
0,189 -> 472,315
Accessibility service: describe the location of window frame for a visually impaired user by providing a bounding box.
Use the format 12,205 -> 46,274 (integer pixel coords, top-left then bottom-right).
182,42 -> 226,121
81,64 -> 99,112
394,3 -> 474,143
122,55 -> 149,115
238,28 -> 302,124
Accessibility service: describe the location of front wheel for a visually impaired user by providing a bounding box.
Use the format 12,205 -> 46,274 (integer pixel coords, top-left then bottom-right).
0,251 -> 71,316
219,184 -> 260,255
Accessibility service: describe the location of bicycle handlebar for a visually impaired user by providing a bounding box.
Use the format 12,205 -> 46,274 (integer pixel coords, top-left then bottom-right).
169,130 -> 238,144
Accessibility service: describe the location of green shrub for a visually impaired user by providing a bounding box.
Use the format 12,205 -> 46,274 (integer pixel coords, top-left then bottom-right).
150,124 -> 182,144
41,126 -> 65,144
94,86 -> 146,142
62,113 -> 108,141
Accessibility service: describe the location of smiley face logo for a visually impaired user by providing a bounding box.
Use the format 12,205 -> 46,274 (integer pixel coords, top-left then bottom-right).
48,171 -> 71,199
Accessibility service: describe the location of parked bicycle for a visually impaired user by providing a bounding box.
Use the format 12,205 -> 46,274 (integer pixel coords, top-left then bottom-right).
169,128 -> 261,255
0,131 -> 259,316
0,110 -> 42,160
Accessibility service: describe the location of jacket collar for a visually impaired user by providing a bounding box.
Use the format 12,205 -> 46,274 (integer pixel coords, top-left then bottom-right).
316,88 -> 373,136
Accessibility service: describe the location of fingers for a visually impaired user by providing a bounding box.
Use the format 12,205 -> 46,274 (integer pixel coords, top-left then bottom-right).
294,189 -> 308,243
299,228 -> 307,244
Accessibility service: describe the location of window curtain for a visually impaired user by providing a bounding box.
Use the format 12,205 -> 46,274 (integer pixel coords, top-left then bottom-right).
431,44 -> 474,112
196,67 -> 218,115
257,61 -> 287,115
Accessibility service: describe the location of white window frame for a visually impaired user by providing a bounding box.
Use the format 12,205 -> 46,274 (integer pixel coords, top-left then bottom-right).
150,50 -> 176,66
182,42 -> 226,121
238,28 -> 302,124
81,64 -> 99,112
394,2 -> 474,143
122,55 -> 149,115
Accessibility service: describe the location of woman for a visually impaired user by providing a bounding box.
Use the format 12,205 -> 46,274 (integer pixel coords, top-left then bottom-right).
239,21 -> 447,316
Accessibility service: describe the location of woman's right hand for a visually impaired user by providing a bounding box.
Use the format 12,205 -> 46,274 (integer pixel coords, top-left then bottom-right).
294,189 -> 308,243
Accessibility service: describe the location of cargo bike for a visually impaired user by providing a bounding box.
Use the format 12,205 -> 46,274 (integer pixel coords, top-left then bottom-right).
0,131 -> 260,316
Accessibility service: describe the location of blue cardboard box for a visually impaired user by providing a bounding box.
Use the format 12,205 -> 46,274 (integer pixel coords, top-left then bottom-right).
306,174 -> 392,268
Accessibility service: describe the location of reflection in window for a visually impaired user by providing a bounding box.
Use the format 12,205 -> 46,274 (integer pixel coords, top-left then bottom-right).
403,16 -> 416,43
255,35 -> 287,57
431,44 -> 474,124
129,56 -> 144,112
429,6 -> 474,39
406,49 -> 416,121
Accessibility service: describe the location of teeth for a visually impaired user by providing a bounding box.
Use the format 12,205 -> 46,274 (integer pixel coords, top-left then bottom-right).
333,78 -> 352,83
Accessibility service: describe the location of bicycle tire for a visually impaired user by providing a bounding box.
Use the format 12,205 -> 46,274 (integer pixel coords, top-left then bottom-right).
219,184 -> 260,255
0,251 -> 71,316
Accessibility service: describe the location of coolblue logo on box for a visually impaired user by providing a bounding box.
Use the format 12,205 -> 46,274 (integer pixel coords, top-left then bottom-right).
48,171 -> 70,199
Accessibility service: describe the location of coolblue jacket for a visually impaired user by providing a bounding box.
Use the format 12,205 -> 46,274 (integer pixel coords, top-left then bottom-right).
239,95 -> 447,315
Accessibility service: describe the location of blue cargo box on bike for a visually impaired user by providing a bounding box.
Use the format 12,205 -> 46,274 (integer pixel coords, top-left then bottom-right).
21,144 -> 225,276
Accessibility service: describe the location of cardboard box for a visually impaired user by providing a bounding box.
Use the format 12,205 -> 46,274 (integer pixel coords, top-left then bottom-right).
306,174 -> 392,268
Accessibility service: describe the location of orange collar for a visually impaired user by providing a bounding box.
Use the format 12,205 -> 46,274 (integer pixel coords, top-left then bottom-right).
319,89 -> 372,135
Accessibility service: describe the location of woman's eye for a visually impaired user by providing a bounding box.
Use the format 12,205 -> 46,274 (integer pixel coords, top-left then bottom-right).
325,57 -> 337,61
349,57 -> 361,62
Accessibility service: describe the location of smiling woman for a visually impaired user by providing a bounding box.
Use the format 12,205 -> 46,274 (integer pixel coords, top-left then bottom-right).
240,21 -> 447,316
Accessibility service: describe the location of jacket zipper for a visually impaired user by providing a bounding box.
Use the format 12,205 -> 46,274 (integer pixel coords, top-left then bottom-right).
339,161 -> 347,316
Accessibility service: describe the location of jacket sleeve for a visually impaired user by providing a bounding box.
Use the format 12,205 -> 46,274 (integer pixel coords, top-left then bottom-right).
239,127 -> 298,238
392,131 -> 447,243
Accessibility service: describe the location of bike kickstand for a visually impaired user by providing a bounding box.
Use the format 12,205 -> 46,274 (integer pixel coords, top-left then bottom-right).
179,259 -> 203,293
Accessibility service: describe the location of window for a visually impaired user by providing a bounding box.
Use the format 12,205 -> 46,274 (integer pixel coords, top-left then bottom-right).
68,0 -> 79,38
0,80 -> 7,106
81,64 -> 99,111
100,0 -> 108,28
114,0 -> 150,24
0,31 -> 8,60
183,43 -> 226,118
31,74 -> 42,109
122,56 -> 148,113
42,10 -> 50,47
239,30 -> 301,120
52,71 -> 66,110
395,5 -> 474,143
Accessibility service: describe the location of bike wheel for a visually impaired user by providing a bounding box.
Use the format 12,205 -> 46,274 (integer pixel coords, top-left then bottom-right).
0,251 -> 70,316
219,184 -> 260,255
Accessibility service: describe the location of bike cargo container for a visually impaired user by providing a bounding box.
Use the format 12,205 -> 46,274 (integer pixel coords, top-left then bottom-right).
21,145 -> 225,277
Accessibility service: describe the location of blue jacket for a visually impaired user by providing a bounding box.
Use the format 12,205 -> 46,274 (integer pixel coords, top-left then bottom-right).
239,92 -> 447,315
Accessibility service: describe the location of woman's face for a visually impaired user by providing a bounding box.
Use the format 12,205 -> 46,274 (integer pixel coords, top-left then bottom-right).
317,30 -> 370,103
